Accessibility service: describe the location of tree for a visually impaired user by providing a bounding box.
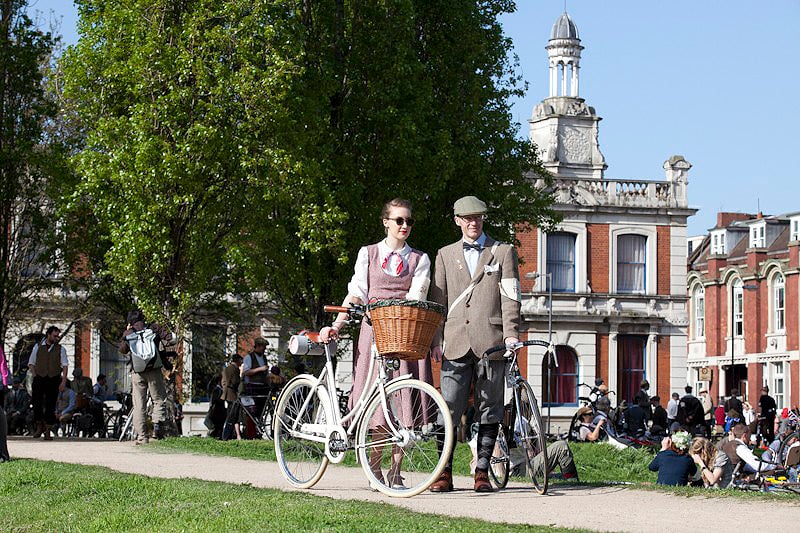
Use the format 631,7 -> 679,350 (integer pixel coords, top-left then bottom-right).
62,0 -> 309,328
62,0 -> 555,333
0,0 -> 64,346
245,0 -> 556,328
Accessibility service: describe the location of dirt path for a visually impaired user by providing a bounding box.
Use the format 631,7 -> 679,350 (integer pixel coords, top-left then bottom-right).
8,437 -> 800,532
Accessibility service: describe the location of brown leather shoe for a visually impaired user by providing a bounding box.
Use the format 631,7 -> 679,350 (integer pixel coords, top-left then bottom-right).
429,470 -> 453,492
474,470 -> 493,492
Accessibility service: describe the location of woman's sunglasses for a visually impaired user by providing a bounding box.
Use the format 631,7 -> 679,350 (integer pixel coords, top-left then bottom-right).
387,217 -> 415,227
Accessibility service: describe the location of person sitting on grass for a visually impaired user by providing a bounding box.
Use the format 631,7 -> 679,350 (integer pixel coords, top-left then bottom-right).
576,406 -> 604,442
689,437 -> 733,488
648,430 -> 696,486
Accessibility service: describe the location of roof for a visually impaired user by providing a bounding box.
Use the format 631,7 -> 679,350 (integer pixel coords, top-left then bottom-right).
551,12 -> 579,40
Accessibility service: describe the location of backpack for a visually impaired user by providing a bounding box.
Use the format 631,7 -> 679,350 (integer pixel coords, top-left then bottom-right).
126,328 -> 162,373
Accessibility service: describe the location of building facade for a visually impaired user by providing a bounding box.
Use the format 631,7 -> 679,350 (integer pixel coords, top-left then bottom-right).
687,211 -> 800,410
3,305 -> 293,434
517,13 -> 697,425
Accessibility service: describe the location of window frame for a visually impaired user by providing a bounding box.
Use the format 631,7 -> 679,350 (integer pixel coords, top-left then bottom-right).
692,285 -> 705,339
616,234 -> 647,295
542,345 -> 580,407
772,273 -> 786,333
732,279 -> 744,337
546,231 -> 577,293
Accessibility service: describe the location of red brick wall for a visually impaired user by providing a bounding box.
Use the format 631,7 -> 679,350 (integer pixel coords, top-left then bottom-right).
743,279 -> 764,355
237,327 -> 261,355
596,333 -> 608,383
518,330 -> 529,381
657,336 -> 670,400
748,362 -> 763,406
74,321 -> 92,374
792,360 -> 800,410
788,272 -> 798,351
657,226 -> 670,295
704,283 -> 726,357
587,224 -> 609,293
517,228 -> 538,292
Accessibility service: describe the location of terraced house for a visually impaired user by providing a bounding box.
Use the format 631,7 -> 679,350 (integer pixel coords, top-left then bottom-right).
688,211 -> 800,409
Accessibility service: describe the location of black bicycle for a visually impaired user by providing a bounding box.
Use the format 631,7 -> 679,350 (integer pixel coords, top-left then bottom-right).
222,385 -> 281,440
484,340 -> 549,494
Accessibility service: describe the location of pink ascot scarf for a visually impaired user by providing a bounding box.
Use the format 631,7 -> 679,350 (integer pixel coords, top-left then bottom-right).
381,251 -> 405,275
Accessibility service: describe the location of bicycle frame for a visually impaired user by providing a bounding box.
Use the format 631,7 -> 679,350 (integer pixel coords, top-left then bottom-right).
282,339 -> 411,462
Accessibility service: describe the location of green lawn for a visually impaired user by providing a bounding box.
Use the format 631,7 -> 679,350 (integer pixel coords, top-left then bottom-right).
152,437 -> 799,500
152,437 -> 651,483
0,460 -> 582,532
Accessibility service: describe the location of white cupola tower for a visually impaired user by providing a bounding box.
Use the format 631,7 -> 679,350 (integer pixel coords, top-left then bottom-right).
530,12 -> 606,180
548,12 -> 582,97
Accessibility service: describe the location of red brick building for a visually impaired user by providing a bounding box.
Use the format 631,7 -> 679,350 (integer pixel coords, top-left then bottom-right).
517,13 -> 697,426
687,211 -> 800,410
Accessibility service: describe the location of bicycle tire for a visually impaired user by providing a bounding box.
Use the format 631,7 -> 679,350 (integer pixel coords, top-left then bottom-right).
273,377 -> 331,488
515,380 -> 548,494
104,410 -> 121,440
356,379 -> 454,498
489,425 -> 510,489
777,430 -> 800,462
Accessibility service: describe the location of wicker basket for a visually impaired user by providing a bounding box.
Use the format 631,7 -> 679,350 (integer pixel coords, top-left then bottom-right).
368,299 -> 446,361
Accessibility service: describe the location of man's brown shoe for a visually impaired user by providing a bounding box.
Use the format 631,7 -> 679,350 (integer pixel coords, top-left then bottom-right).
474,470 -> 493,492
429,470 -> 453,492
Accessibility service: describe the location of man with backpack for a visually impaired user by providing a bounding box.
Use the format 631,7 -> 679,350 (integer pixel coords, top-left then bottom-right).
119,309 -> 177,445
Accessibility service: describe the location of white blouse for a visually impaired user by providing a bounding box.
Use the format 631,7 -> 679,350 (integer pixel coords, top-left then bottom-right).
346,240 -> 431,303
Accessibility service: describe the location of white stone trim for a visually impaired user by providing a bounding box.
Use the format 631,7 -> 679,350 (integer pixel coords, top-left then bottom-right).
537,223 -> 587,293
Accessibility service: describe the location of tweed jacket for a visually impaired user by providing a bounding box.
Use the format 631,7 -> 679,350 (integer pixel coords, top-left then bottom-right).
220,364 -> 241,403
430,236 -> 521,361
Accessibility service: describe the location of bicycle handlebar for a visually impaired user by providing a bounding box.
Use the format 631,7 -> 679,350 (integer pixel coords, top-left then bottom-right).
484,339 -> 552,357
324,303 -> 366,317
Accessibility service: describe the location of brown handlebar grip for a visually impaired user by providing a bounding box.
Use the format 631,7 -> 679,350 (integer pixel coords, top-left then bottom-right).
324,305 -> 349,313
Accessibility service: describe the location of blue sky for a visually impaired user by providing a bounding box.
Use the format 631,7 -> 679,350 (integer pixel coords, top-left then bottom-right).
29,0 -> 800,236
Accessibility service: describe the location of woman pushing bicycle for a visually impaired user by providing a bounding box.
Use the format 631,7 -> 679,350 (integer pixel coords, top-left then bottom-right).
320,198 -> 432,489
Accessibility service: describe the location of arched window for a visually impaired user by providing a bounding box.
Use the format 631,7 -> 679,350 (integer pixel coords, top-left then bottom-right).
546,232 -> 576,292
542,346 -> 579,406
617,234 -> 646,293
732,279 -> 744,337
692,285 -> 705,339
773,273 -> 785,332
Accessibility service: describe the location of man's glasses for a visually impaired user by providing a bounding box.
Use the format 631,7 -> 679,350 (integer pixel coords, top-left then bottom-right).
458,214 -> 486,223
387,217 -> 415,227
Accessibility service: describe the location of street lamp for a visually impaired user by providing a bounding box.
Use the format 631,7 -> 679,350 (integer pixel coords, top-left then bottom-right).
527,270 -> 554,433
728,282 -> 758,394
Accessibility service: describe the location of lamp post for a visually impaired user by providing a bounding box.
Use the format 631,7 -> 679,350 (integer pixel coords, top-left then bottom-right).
728,283 -> 758,394
527,270 -> 554,433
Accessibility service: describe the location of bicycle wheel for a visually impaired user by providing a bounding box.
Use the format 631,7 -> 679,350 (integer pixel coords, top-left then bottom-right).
273,377 -> 331,488
356,378 -> 454,498
104,411 -> 121,440
489,424 -> 510,489
515,380 -> 548,494
778,431 -> 800,462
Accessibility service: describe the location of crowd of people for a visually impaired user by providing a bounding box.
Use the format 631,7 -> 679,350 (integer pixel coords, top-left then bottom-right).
571,374 -> 797,489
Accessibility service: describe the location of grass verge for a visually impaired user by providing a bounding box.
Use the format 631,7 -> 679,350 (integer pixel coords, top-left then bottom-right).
152,437 -> 799,500
0,459 -> 583,532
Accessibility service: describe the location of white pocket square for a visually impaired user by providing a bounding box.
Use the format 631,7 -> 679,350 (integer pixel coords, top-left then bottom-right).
484,264 -> 500,273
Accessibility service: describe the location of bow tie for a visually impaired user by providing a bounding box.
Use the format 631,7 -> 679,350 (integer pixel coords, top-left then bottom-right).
463,242 -> 482,252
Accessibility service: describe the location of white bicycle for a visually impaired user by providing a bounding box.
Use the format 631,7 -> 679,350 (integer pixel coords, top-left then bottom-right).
274,303 -> 454,497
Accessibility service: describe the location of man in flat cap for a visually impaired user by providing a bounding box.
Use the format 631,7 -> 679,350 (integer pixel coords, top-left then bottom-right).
429,195 -> 521,492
